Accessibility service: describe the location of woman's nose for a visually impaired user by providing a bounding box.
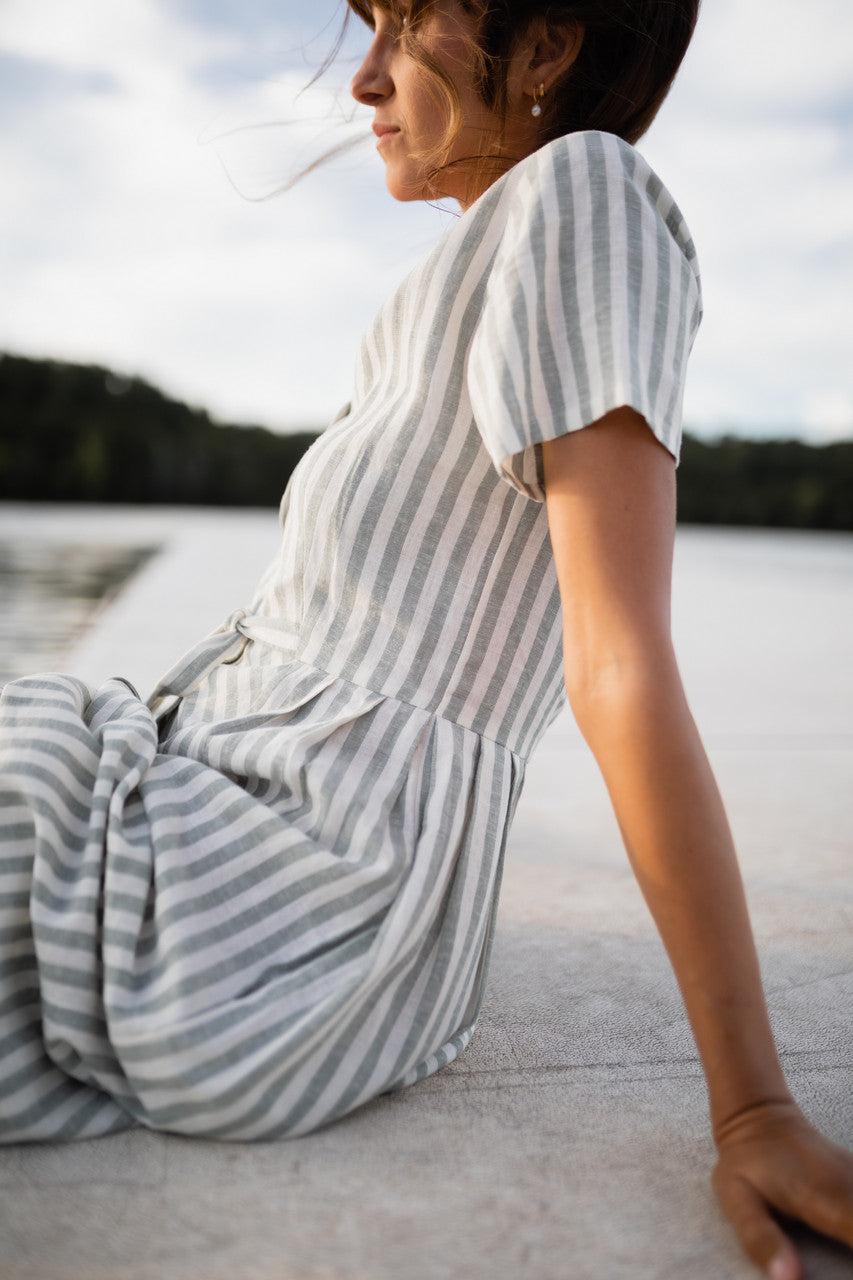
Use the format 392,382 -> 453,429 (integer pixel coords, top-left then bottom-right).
351,37 -> 394,106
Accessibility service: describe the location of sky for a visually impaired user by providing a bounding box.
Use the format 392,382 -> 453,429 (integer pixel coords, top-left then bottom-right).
1,0 -> 852,441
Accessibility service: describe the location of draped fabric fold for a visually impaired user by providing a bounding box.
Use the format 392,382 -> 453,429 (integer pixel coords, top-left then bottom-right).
1,669 -> 520,1141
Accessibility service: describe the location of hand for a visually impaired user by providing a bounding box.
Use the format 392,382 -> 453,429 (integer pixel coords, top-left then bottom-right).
712,1098 -> 853,1278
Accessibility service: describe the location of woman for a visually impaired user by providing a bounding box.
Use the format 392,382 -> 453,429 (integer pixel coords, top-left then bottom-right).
0,1 -> 850,1275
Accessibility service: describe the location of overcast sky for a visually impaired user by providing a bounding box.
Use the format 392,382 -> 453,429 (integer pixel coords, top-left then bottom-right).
2,0 -> 852,440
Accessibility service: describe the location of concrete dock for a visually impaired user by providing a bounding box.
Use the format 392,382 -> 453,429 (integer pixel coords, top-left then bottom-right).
1,506 -> 851,1279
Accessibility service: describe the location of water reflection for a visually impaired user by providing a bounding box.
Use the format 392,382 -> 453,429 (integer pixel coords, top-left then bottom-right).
0,541 -> 158,683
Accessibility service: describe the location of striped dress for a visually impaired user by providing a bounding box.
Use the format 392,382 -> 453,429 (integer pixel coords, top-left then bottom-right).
0,131 -> 702,1142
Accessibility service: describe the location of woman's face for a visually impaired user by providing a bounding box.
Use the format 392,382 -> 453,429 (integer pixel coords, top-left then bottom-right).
350,2 -> 537,209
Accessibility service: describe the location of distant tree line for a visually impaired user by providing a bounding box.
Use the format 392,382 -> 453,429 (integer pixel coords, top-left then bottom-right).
1,353 -> 851,529
678,433 -> 853,531
0,354 -> 318,507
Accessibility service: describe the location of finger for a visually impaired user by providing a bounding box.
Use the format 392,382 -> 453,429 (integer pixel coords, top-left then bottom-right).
760,1139 -> 853,1249
712,1166 -> 802,1279
766,1242 -> 804,1280
788,1146 -> 853,1248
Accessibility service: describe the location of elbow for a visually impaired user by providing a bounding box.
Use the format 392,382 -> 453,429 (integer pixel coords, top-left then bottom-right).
563,639 -> 685,745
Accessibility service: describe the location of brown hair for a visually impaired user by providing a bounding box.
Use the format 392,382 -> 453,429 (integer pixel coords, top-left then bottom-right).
343,0 -> 701,169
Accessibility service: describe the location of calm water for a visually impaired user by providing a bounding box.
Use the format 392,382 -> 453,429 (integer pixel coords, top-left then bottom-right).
0,538 -> 158,683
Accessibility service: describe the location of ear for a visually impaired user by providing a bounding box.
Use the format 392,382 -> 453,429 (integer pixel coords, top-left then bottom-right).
523,18 -> 584,96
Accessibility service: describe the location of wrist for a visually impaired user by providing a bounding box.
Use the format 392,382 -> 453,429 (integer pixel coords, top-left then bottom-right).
697,1014 -> 792,1140
712,1094 -> 800,1151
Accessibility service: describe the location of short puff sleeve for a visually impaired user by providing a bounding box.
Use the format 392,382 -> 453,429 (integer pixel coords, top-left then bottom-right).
467,131 -> 703,501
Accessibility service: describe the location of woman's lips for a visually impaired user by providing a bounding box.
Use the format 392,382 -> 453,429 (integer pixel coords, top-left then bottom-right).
373,123 -> 401,150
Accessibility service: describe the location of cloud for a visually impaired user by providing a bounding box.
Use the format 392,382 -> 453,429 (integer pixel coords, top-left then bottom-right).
681,0 -> 853,112
0,0 -> 451,427
641,0 -> 853,439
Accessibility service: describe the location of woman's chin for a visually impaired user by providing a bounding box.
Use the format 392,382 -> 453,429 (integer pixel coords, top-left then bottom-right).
385,172 -> 428,204
385,172 -> 462,207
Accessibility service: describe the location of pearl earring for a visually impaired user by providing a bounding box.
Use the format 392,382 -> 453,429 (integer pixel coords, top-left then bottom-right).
531,83 -> 545,118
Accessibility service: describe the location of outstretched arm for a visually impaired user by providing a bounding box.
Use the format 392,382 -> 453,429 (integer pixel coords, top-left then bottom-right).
541,406 -> 853,1279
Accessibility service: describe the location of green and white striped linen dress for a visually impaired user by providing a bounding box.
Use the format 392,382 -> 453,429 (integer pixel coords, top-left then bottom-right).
0,131 -> 702,1142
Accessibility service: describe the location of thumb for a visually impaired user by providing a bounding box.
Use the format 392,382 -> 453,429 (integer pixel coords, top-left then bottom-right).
712,1166 -> 802,1279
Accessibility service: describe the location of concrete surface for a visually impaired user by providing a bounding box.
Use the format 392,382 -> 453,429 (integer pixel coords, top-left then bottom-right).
0,508 -> 851,1280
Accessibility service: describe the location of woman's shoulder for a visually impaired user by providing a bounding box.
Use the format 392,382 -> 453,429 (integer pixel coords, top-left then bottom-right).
512,130 -> 659,198
498,129 -> 699,273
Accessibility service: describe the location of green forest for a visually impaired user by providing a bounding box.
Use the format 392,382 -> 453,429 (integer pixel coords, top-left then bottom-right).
1,352 -> 851,529
0,354 -> 317,508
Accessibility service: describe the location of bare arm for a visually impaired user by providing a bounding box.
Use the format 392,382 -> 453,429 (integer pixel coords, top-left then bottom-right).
542,407 -> 853,1279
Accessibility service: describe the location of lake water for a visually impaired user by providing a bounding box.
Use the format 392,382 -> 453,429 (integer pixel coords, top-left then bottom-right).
0,504 -> 280,690
0,538 -> 158,683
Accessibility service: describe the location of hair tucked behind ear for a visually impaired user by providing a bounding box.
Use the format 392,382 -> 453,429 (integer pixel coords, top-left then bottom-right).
344,0 -> 701,152
470,0 -> 702,146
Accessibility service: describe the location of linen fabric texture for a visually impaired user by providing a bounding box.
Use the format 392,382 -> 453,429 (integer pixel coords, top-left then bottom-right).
0,131 -> 702,1142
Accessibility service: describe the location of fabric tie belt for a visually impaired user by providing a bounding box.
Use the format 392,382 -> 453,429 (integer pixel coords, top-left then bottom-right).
147,609 -> 299,721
